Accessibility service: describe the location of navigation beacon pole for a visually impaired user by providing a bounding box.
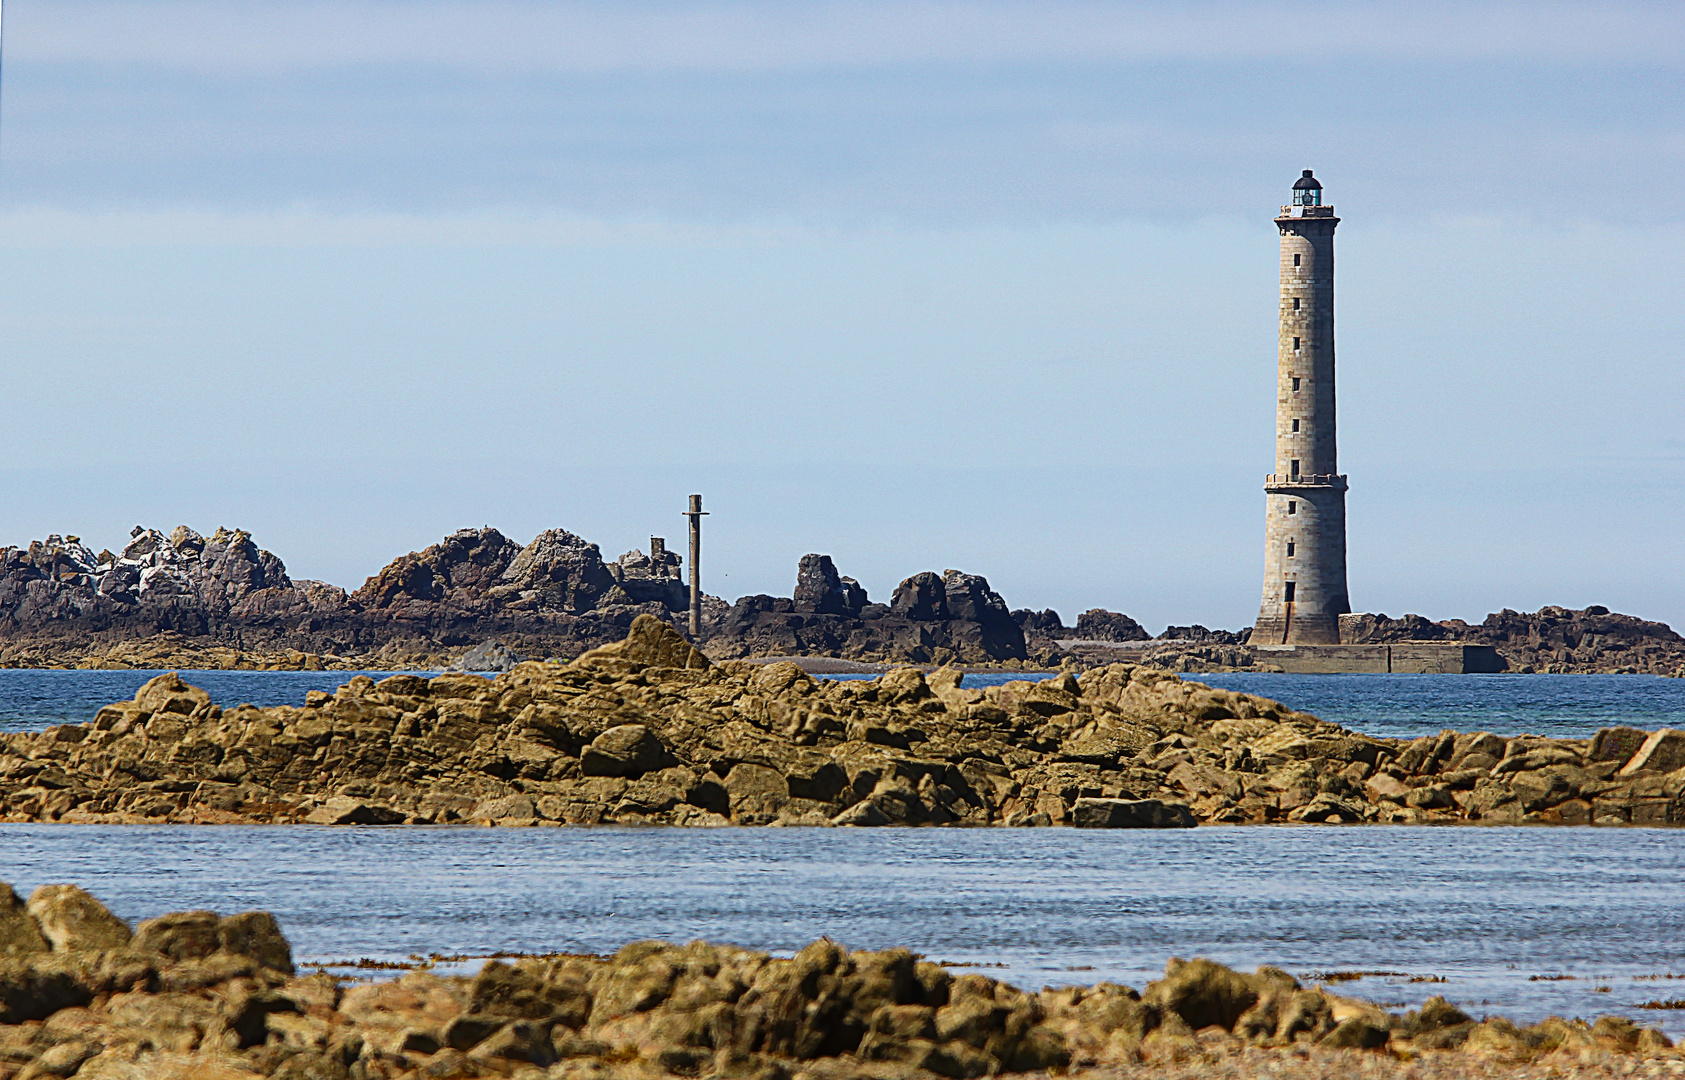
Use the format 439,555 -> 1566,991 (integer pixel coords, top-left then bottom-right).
1253,171 -> 1351,645
683,494 -> 707,637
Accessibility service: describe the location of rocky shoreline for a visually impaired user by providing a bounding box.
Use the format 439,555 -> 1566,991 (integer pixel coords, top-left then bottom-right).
3,616 -> 1683,829
0,882 -> 1677,1080
4,525 -> 1682,675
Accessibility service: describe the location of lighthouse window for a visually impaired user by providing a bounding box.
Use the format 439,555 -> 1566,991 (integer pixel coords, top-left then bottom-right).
1285,582 -> 1297,602
1293,337 -> 1301,351
1293,253 -> 1301,266
1287,541 -> 1296,556
1291,377 -> 1301,392
1291,419 -> 1300,432
1290,459 -> 1300,477
1293,298 -> 1300,310
1287,501 -> 1297,515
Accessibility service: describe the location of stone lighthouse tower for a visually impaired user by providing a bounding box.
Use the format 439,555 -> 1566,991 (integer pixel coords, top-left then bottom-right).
1253,170 -> 1350,644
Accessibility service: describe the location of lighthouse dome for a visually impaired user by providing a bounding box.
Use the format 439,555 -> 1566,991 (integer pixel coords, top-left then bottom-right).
1292,170 -> 1322,206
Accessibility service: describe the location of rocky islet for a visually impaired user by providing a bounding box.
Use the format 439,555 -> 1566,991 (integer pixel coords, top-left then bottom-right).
4,525 -> 1683,675
0,883 -> 1676,1080
3,616 -> 1684,828
0,527 -> 1059,671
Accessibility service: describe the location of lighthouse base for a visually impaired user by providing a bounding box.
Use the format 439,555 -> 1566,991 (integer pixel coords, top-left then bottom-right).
1252,643 -> 1504,674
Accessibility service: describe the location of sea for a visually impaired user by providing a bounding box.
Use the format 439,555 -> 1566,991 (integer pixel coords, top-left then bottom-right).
2,667 -> 1684,1035
6,667 -> 1681,740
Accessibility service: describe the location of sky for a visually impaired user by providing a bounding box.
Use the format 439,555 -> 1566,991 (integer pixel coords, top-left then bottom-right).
0,1 -> 1681,632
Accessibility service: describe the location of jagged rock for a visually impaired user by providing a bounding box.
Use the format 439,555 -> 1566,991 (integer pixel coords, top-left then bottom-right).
1071,797 -> 1197,829
303,797 -> 406,826
1158,624 -> 1251,645
794,554 -> 867,616
489,528 -> 620,613
9,614 -> 1683,831
25,885 -> 132,951
0,883 -> 48,956
0,884 -> 1675,1077
1074,609 -> 1150,642
353,527 -> 524,610
1012,608 -> 1067,636
1617,729 -> 1685,776
581,724 -> 675,779
448,640 -> 524,673
1340,606 -> 1685,675
713,560 -> 1032,665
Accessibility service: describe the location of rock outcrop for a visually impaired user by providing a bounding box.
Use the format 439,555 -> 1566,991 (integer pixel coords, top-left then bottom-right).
0,528 -> 348,666
709,562 -> 1043,666
0,531 -> 1060,669
0,885 -> 1674,1080
1462,606 -> 1684,675
1330,607 -> 1685,675
5,526 -> 1679,675
1082,607 -> 1684,677
1072,609 -> 1151,643
0,526 -> 697,671
4,616 -> 1685,829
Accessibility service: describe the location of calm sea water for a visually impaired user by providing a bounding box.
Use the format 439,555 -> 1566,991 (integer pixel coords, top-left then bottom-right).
2,824 -> 1683,1037
1196,673 -> 1685,740
2,669 -> 1683,740
0,669 -> 429,734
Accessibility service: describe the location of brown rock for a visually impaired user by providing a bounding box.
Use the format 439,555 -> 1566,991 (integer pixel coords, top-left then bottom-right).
25,885 -> 131,952
0,882 -> 49,957
218,911 -> 294,973
579,614 -> 711,670
1071,797 -> 1197,829
1320,1015 -> 1390,1049
133,672 -> 214,717
133,911 -> 221,961
581,724 -> 674,779
1617,728 -> 1685,776
1589,726 -> 1650,765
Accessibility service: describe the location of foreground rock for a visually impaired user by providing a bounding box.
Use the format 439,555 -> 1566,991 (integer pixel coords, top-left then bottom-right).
0,885 -> 1673,1080
3,616 -> 1684,828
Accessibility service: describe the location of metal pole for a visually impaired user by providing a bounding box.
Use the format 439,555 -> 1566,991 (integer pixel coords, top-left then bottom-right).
683,494 -> 707,637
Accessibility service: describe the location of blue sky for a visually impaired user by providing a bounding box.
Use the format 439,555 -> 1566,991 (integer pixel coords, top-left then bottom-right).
1,1 -> 1681,631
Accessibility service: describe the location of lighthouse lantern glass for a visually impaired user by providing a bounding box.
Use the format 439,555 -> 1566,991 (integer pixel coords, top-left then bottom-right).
1293,187 -> 1320,207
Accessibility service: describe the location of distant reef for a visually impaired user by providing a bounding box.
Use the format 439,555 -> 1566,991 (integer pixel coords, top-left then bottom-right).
0,527 -> 1064,670
0,526 -> 1680,675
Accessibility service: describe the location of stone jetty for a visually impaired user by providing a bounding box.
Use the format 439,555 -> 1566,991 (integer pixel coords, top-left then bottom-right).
3,617 -> 1683,829
0,883 -> 1676,1080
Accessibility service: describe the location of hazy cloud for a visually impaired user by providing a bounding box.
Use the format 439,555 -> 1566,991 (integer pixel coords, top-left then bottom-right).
16,1 -> 1685,73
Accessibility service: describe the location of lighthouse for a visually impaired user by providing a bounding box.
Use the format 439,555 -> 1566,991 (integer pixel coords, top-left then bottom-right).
1253,170 -> 1350,645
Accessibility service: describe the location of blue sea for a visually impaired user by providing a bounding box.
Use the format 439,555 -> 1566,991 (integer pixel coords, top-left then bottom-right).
3,666 -> 1684,1037
4,667 -> 1680,741
1,824 -> 1682,1038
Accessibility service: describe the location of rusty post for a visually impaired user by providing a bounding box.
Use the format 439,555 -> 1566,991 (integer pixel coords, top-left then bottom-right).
683,494 -> 707,637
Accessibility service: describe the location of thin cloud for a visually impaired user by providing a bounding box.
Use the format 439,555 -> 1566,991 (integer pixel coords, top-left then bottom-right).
0,206 -> 819,247
15,0 -> 1685,74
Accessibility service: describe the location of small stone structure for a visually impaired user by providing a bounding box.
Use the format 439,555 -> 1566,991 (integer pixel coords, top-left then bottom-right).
606,536 -> 686,609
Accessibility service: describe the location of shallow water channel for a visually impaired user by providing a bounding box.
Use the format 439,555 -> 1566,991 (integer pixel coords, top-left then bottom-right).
4,823 -> 1684,1037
